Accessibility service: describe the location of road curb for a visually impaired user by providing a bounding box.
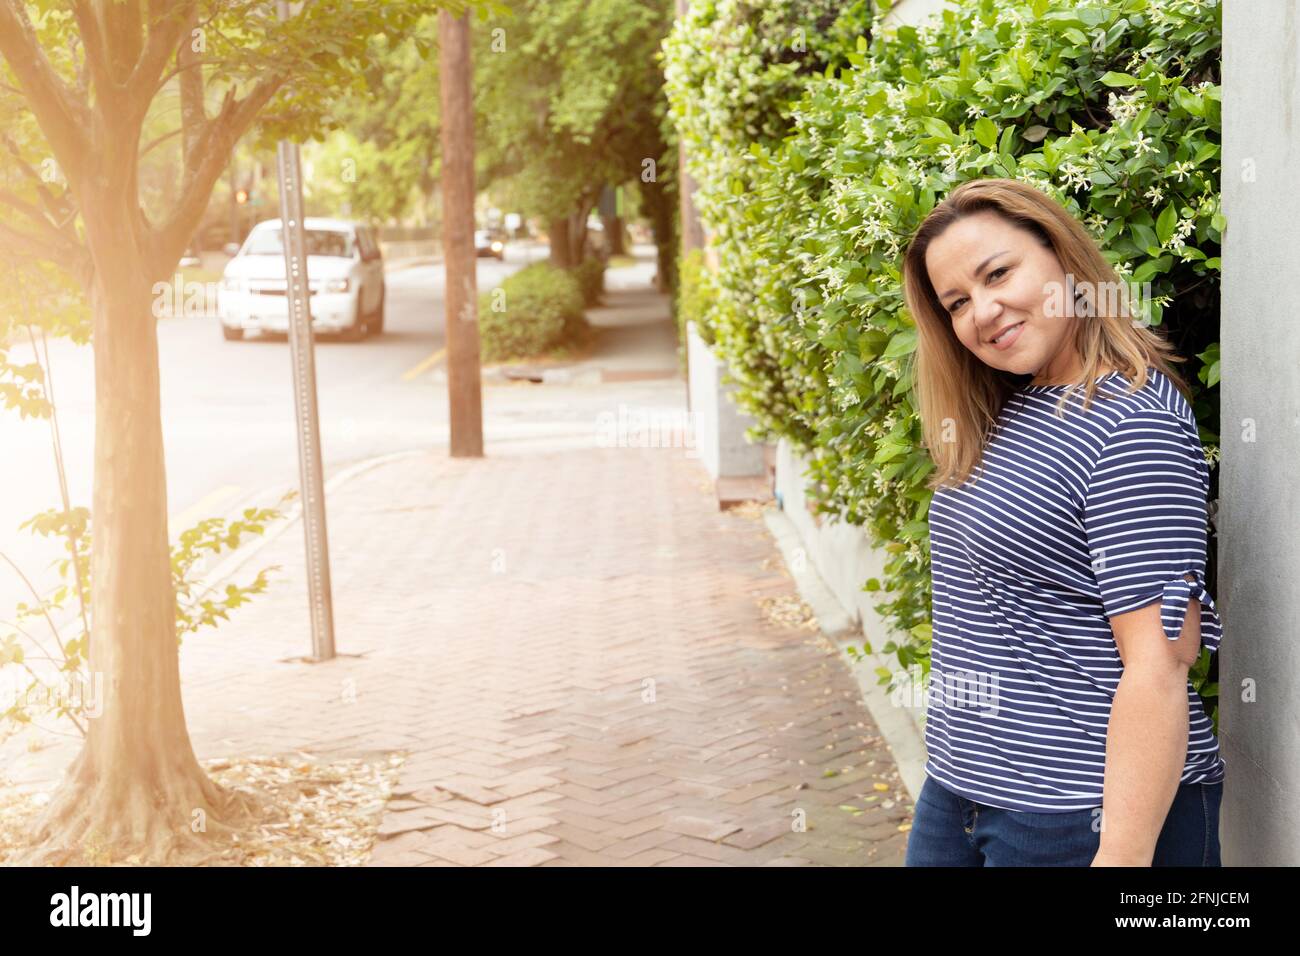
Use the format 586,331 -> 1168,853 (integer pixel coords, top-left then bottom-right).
384,257 -> 441,273
762,506 -> 927,805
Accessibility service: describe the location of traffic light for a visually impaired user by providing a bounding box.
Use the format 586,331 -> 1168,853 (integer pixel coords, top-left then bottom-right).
235,188 -> 249,204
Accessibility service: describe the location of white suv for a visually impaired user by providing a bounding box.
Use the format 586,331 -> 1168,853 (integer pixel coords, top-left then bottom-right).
218,217 -> 385,341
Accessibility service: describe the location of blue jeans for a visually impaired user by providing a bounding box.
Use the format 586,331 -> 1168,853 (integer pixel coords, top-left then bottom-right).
904,775 -> 1223,866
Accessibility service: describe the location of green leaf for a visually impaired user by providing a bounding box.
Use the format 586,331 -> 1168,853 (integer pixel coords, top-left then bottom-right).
1099,71 -> 1139,87
874,442 -> 907,465
998,125 -> 1016,156
1156,202 -> 1178,245
1173,85 -> 1204,116
973,117 -> 999,149
1129,222 -> 1158,252
921,116 -> 953,138
882,327 -> 917,359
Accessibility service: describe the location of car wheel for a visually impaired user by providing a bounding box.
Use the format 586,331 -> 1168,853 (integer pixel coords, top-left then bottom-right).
368,287 -> 385,335
222,324 -> 244,341
342,298 -> 368,341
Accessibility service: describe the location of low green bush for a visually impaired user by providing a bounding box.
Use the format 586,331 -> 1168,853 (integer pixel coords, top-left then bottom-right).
571,257 -> 606,307
478,262 -> 585,362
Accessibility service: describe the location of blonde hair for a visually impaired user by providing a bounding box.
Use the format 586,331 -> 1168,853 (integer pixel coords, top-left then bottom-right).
902,177 -> 1194,490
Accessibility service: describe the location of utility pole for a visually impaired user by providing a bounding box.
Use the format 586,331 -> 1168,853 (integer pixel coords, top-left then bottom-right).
438,8 -> 484,457
228,161 -> 239,249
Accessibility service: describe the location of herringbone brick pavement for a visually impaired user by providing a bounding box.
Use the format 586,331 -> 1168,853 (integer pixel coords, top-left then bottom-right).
178,438 -> 911,865
9,434 -> 913,866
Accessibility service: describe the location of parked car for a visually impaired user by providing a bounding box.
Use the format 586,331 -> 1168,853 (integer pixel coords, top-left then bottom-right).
474,229 -> 505,259
217,218 -> 385,341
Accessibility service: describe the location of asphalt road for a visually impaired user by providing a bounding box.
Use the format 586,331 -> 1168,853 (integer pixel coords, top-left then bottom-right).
0,243 -> 546,621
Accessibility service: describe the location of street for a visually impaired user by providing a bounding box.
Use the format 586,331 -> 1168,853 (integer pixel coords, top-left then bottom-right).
0,240 -> 574,621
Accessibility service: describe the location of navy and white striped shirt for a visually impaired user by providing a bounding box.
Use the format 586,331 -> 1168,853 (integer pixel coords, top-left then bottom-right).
924,366 -> 1224,812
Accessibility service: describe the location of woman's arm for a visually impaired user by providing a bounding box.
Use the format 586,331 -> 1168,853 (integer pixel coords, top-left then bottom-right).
1091,576 -> 1202,867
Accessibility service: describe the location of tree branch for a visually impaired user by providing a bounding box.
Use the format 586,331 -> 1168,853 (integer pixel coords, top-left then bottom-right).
177,7 -> 206,166
67,31 -> 89,97
139,125 -> 184,160
70,0 -> 120,106
125,0 -> 201,122
151,76 -> 285,277
180,86 -> 237,187
0,133 -> 77,229
152,54 -> 213,98
0,1 -> 93,182
0,189 -> 67,244
101,0 -> 145,83
148,2 -> 229,94
0,219 -> 80,266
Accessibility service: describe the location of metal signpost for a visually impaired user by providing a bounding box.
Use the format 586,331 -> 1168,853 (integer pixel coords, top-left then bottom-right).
276,0 -> 335,661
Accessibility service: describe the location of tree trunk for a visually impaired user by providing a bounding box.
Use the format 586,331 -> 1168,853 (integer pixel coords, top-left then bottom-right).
601,213 -> 626,256
640,175 -> 677,294
438,9 -> 483,458
570,210 -> 590,264
548,215 -> 575,268
19,200 -> 269,865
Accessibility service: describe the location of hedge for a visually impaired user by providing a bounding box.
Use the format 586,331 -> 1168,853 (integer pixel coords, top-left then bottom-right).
572,256 -> 606,307
665,0 -> 1223,724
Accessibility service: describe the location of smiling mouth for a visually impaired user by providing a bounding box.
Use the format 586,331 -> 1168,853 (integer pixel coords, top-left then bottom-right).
988,322 -> 1024,346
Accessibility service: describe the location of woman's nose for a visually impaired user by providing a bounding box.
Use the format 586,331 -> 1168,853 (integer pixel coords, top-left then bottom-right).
971,289 -> 1004,332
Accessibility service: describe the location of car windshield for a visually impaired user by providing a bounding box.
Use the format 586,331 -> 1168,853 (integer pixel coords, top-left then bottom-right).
244,228 -> 354,258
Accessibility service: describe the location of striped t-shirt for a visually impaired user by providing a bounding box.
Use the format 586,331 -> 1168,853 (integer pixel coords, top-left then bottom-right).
923,366 -> 1224,812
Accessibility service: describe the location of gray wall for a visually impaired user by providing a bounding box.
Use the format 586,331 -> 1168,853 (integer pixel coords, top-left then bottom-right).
686,321 -> 766,480
883,0 -> 954,28
1220,0 -> 1300,865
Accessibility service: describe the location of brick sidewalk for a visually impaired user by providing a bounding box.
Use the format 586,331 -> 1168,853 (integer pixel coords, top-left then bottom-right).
157,434 -> 912,866
2,265 -> 915,865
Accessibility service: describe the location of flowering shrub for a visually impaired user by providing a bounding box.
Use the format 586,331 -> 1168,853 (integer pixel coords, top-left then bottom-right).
666,0 -> 1222,717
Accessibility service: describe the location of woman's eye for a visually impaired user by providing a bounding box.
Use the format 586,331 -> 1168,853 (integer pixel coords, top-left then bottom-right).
947,267 -> 1009,313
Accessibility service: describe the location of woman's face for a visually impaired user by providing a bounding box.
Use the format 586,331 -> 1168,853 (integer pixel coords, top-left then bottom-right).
924,210 -> 1080,382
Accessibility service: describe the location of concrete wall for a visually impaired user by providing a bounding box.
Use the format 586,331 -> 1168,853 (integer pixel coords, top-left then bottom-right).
1219,0 -> 1300,866
882,0 -> 955,29
774,437 -> 927,745
685,320 -> 765,480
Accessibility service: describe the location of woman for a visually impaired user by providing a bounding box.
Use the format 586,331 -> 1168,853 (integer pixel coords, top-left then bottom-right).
899,178 -> 1224,867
